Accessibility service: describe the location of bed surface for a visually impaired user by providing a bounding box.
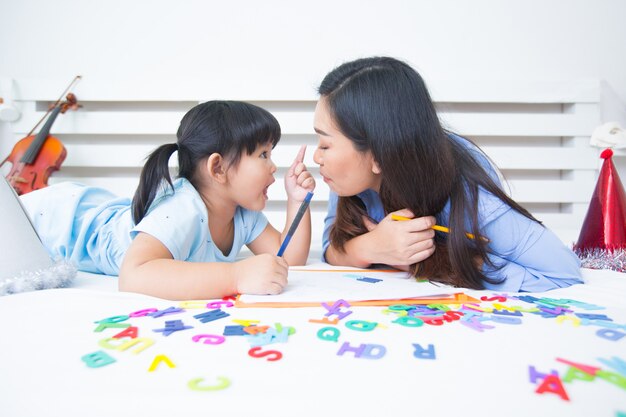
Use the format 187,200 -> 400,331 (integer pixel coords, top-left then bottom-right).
0,265 -> 624,417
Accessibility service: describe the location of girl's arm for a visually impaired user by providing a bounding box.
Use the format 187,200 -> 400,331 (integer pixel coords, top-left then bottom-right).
119,232 -> 288,300
247,202 -> 311,266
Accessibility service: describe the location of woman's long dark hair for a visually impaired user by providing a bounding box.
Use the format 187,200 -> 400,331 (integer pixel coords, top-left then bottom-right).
132,101 -> 281,223
320,57 -> 540,289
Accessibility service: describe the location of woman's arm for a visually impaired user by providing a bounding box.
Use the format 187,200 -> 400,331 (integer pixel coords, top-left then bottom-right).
324,231 -> 379,268
480,203 -> 583,292
119,232 -> 288,300
324,209 -> 436,268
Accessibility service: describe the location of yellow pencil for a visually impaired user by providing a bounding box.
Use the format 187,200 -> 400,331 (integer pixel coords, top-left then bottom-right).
391,214 -> 483,241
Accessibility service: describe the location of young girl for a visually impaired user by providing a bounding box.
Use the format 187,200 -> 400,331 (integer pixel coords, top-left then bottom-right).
20,100 -> 315,300
314,56 -> 583,292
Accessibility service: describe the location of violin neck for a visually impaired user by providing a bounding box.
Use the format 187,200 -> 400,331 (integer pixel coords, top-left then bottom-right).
21,106 -> 63,164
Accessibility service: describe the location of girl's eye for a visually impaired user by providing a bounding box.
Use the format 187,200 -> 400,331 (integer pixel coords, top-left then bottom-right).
260,151 -> 269,159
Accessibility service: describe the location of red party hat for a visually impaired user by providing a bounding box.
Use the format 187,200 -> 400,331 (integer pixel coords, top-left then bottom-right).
574,148 -> 626,271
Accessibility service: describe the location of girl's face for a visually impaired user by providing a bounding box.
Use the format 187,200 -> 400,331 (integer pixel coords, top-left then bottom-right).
225,142 -> 277,211
313,98 -> 381,196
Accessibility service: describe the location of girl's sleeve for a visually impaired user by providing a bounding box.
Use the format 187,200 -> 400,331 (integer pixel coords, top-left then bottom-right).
321,192 -> 339,262
241,209 -> 269,245
131,192 -> 205,261
480,197 -> 584,292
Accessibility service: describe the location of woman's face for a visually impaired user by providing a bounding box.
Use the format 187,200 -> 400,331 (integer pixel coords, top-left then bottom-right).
313,98 -> 381,197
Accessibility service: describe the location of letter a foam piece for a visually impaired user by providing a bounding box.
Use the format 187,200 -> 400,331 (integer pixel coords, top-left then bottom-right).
535,375 -> 570,401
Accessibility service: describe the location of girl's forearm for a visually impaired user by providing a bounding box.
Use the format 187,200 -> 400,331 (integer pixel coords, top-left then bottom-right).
119,259 -> 237,301
280,199 -> 312,266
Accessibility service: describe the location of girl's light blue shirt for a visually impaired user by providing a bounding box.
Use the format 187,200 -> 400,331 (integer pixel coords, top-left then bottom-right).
322,135 -> 583,292
21,178 -> 268,275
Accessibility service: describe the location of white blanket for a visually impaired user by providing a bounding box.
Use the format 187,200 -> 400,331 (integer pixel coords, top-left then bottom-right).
0,266 -> 624,417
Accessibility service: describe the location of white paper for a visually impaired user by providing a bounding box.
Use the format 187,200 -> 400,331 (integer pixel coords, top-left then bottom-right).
238,264 -> 461,303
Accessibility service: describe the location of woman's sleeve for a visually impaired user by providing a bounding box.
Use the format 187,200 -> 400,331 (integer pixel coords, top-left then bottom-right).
321,192 -> 339,262
480,200 -> 584,292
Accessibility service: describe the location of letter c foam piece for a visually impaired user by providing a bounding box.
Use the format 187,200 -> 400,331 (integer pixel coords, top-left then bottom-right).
188,376 -> 231,391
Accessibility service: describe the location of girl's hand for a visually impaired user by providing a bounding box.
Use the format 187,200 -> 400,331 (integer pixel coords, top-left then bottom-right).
284,145 -> 316,202
362,209 -> 436,266
233,253 -> 289,295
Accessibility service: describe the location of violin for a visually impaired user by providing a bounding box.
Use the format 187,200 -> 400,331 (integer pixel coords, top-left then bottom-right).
1,76 -> 81,195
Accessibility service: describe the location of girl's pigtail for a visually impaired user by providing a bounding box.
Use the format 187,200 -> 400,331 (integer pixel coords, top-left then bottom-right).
132,143 -> 179,224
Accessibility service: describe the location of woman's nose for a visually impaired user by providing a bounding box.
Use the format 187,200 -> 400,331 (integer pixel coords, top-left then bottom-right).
313,147 -> 322,166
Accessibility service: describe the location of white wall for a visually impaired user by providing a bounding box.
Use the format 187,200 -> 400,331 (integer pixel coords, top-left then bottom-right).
1,0 -> 626,165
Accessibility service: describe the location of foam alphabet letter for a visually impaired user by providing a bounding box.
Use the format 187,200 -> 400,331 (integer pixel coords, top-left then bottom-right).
596,370 -> 626,391
412,343 -> 436,360
223,325 -> 247,336
129,308 -> 157,318
361,344 -> 386,359
206,300 -> 234,309
188,376 -> 231,391
556,358 -> 600,375
179,300 -> 210,309
317,327 -> 340,342
489,315 -> 522,325
345,320 -> 377,332
393,316 -> 424,327
528,365 -> 559,384
93,322 -> 130,333
98,337 -> 127,350
113,326 -> 139,339
148,306 -> 184,318
248,346 -> 283,361
337,342 -> 365,358
597,356 -> 626,376
81,351 -> 116,368
535,375 -> 570,401
597,328 -> 625,341
562,366 -> 595,383
117,337 -> 155,354
192,334 -> 226,345
193,309 -> 230,323
94,315 -> 129,324
148,354 -> 176,371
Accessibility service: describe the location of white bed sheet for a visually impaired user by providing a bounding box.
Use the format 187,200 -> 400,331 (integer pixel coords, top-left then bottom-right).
0,266 -> 624,417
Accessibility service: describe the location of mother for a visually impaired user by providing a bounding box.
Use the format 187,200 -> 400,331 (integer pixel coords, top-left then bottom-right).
313,56 -> 583,292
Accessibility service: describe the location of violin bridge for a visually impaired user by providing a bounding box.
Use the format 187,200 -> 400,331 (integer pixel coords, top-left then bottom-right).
7,175 -> 28,184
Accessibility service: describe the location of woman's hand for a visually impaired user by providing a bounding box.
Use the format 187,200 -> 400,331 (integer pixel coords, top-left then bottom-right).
361,209 -> 436,267
233,253 -> 289,295
284,145 -> 316,202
